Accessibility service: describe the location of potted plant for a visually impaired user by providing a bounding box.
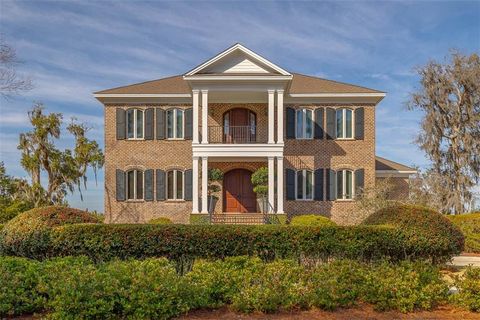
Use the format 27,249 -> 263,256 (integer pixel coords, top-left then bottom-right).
251,167 -> 269,213
207,168 -> 223,213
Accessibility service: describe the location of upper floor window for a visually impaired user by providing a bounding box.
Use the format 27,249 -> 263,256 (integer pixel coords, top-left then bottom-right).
296,169 -> 313,200
166,109 -> 184,139
336,108 -> 353,139
127,109 -> 144,139
166,169 -> 184,200
127,169 -> 143,200
336,169 -> 353,200
295,108 -> 314,139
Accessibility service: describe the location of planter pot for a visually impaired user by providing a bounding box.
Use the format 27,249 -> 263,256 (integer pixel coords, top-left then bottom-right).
208,196 -> 218,213
257,196 -> 268,213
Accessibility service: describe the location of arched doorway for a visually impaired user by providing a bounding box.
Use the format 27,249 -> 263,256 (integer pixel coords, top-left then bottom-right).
223,169 -> 257,213
223,108 -> 256,143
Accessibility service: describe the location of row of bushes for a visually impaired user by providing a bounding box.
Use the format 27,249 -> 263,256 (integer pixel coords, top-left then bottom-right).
2,256 -> 478,318
448,212 -> 480,253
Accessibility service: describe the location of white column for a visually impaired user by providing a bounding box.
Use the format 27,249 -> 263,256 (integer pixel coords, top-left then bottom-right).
276,90 -> 284,144
276,156 -> 284,214
201,156 -> 208,213
201,90 -> 209,144
268,156 -> 275,213
192,90 -> 199,144
192,156 -> 199,213
268,90 -> 275,144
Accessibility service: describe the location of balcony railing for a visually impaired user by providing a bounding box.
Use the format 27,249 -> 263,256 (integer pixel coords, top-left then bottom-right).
208,125 -> 267,144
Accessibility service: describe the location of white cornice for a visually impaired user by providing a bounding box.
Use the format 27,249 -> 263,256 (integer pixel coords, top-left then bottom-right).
289,93 -> 386,98
185,43 -> 291,76
94,93 -> 192,98
183,75 -> 293,81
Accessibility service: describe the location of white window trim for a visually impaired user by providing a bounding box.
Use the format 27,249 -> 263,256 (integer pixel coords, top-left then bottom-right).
336,169 -> 354,200
166,169 -> 185,200
295,108 -> 314,140
166,108 -> 185,140
335,108 -> 354,140
126,169 -> 144,201
295,169 -> 314,201
126,109 -> 145,140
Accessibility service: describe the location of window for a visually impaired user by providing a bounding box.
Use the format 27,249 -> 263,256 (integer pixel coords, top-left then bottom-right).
166,109 -> 184,139
126,109 -> 144,139
336,108 -> 353,139
166,170 -> 184,200
295,108 -> 313,139
296,170 -> 313,200
336,169 -> 353,200
126,169 -> 144,200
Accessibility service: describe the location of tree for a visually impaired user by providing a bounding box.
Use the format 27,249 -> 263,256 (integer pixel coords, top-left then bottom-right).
407,51 -> 480,214
0,162 -> 34,222
355,178 -> 395,216
0,38 -> 33,99
17,104 -> 104,205
407,168 -> 449,212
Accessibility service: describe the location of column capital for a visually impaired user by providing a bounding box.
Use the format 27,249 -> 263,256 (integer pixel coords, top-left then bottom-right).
277,156 -> 284,160
268,156 -> 275,161
267,89 -> 275,94
276,89 -> 284,94
201,156 -> 208,161
201,89 -> 209,94
192,89 -> 200,94
193,156 -> 200,160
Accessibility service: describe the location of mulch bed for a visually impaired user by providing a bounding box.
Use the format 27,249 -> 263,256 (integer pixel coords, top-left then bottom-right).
178,305 -> 480,320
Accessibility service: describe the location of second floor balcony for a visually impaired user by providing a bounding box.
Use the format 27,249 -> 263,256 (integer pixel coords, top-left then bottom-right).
208,125 -> 268,144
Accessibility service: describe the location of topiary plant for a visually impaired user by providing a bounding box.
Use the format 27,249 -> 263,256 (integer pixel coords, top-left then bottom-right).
290,215 -> 336,226
363,204 -> 464,262
0,206 -> 100,259
148,217 -> 173,225
207,168 -> 224,214
251,167 -> 268,212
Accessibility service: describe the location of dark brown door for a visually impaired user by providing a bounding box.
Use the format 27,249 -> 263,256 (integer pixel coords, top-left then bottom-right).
224,108 -> 256,143
224,169 -> 257,213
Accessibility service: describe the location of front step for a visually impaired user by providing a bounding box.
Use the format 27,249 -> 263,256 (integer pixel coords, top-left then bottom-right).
211,213 -> 265,225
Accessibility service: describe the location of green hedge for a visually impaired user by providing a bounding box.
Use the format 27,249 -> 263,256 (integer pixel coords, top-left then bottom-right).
448,213 -> 480,253
148,217 -> 173,224
290,215 -> 336,226
1,256 -> 453,318
363,204 -> 464,262
1,223 -> 458,263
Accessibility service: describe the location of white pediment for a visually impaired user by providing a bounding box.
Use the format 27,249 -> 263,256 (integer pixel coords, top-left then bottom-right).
185,44 -> 291,76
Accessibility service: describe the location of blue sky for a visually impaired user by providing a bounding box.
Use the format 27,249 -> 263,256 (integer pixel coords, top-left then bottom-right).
0,0 -> 479,211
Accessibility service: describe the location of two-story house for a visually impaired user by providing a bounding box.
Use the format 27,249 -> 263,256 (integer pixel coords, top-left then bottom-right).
95,44 -> 416,225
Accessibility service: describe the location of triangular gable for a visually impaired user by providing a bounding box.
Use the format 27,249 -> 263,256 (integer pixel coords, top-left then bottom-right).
184,43 -> 291,76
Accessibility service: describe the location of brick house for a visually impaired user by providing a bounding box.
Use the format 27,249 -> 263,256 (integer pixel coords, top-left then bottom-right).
95,44 -> 415,225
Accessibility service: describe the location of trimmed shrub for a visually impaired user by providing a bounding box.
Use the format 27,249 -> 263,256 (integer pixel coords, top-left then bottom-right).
190,214 -> 210,225
448,212 -> 480,253
149,217 -> 173,224
0,206 -> 100,259
450,266 -> 480,312
46,224 -> 407,263
290,215 -> 336,226
363,204 -> 464,262
0,200 -> 33,223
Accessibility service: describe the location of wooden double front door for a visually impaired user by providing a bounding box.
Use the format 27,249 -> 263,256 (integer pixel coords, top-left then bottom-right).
223,169 -> 257,213
223,108 -> 256,143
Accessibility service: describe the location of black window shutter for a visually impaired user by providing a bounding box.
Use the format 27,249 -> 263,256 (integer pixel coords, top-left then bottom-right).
145,108 -> 154,140
355,107 -> 364,140
286,168 -> 295,200
184,108 -> 193,140
314,169 -> 324,201
116,109 -> 126,140
355,168 -> 365,197
184,169 -> 192,200
156,169 -> 165,201
144,169 -> 154,201
326,108 -> 335,140
156,108 -> 165,140
286,107 -> 295,139
314,108 -> 324,139
326,169 -> 337,200
116,169 -> 125,201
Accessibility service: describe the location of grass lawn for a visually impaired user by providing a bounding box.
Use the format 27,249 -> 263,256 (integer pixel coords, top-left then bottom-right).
448,212 -> 480,254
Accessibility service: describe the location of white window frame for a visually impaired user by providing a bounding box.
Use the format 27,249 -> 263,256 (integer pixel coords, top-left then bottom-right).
126,109 -> 145,140
335,108 -> 354,140
126,169 -> 144,200
166,108 -> 185,140
166,169 -> 185,200
336,169 -> 354,200
295,108 -> 314,140
295,169 -> 314,200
